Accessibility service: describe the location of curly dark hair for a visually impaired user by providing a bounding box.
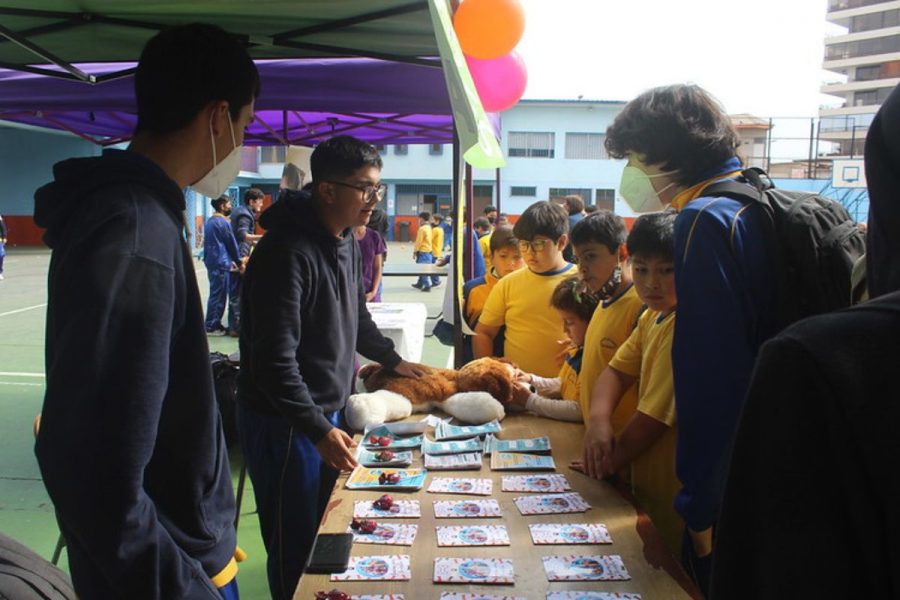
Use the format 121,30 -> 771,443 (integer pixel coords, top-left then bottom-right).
550,275 -> 599,323
605,84 -> 741,186
626,211 -> 677,261
570,210 -> 627,254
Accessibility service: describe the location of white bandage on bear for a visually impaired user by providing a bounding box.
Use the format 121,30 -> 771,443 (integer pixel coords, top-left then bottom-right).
441,392 -> 505,424
345,390 -> 413,432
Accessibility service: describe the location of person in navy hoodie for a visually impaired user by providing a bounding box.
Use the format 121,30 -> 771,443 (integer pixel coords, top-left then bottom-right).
203,195 -> 241,336
33,23 -> 258,600
237,135 -> 424,600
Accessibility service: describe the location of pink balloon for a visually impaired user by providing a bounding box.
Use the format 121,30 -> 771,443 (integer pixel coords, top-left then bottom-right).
466,51 -> 527,113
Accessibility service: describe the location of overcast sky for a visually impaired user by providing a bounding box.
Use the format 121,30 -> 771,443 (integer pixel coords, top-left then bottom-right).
517,0 -> 844,118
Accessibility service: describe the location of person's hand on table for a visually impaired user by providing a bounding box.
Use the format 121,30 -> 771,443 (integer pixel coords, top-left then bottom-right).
315,427 -> 358,471
582,418 -> 615,480
392,360 -> 426,378
510,381 -> 532,408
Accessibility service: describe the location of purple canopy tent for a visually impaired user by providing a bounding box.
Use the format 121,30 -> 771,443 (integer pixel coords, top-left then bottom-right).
0,58 -> 491,146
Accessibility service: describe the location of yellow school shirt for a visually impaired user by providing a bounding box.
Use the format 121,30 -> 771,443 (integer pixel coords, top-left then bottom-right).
609,309 -> 681,555
578,285 -> 644,427
464,269 -> 500,327
414,223 -> 432,253
431,225 -> 444,258
479,263 -> 576,377
558,347 -> 582,401
479,232 -> 493,273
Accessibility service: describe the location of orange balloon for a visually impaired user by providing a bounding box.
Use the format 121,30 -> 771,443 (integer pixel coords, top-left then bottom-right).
454,0 -> 525,60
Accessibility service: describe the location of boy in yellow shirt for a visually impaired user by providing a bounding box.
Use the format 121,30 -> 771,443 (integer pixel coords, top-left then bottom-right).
474,201 -> 575,377
572,211 -> 644,429
412,211 -> 433,292
582,212 -> 681,554
429,213 -> 444,288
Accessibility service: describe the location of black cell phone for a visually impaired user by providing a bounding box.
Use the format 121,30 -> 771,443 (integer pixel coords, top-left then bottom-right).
305,533 -> 353,574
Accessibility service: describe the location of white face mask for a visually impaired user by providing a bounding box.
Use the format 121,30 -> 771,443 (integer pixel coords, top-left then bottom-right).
192,112 -> 241,198
619,165 -> 678,213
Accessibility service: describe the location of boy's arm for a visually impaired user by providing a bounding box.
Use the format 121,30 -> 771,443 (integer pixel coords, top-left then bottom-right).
608,411 -> 670,473
583,366 -> 636,479
472,277 -> 507,358
472,322 -> 500,358
366,253 -> 383,301
512,381 -> 582,422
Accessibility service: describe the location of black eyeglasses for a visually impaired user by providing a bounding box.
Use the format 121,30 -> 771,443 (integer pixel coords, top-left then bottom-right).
518,239 -> 550,253
326,180 -> 387,203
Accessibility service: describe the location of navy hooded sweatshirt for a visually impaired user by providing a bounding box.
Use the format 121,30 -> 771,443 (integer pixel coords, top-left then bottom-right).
33,149 -> 236,599
237,190 -> 401,441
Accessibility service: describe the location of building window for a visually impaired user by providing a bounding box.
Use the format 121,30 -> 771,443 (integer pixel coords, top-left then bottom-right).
394,144 -> 408,155
820,113 -> 877,133
549,188 -> 591,204
429,144 -> 444,155
825,35 -> 900,61
850,9 -> 900,33
510,186 -> 537,197
259,146 -> 287,164
594,189 -> 615,212
374,144 -> 387,153
508,132 -> 555,158
565,133 -> 607,159
854,87 -> 894,106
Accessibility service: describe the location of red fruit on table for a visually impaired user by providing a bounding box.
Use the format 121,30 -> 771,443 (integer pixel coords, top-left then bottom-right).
377,450 -> 395,461
377,435 -> 391,447
359,519 -> 378,534
315,590 -> 349,600
373,494 -> 394,510
350,518 -> 361,530
368,435 -> 379,445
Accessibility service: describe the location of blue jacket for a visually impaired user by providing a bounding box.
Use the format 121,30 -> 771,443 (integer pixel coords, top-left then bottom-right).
230,204 -> 256,258
203,214 -> 239,271
672,157 -> 780,531
33,149 -> 235,599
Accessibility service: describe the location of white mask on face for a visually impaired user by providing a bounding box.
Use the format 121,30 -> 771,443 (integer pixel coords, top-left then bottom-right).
619,165 -> 678,213
192,112 -> 241,198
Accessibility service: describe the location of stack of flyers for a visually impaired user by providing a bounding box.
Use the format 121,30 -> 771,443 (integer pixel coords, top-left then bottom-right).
513,493 -> 591,515
528,523 -> 612,545
501,474 -> 571,493
433,499 -> 502,518
348,596 -> 407,600
353,499 -> 420,519
330,555 -> 412,581
424,452 -> 483,471
434,420 -> 501,441
362,426 -> 424,450
427,478 -> 493,496
546,593 -> 641,600
483,434 -> 551,455
363,415 -> 439,435
541,555 -> 631,581
357,449 -> 413,468
440,595 -> 525,600
345,467 -> 426,491
436,525 -> 510,547
422,437 -> 483,455
490,452 -> 556,471
348,523 -> 418,546
433,557 -> 515,584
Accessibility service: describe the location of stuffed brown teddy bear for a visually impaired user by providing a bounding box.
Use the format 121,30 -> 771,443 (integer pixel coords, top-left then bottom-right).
345,357 -> 518,431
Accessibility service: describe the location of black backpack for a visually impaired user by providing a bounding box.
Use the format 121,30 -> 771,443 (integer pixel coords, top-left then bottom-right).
210,352 -> 239,448
0,533 -> 75,600
702,167 -> 866,325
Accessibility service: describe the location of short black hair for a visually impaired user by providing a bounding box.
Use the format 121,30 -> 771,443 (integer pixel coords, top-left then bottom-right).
281,163 -> 304,191
244,187 -> 264,203
484,205 -> 497,214
311,135 -> 383,183
570,210 -> 627,254
367,208 -> 389,237
474,217 -> 491,231
626,212 -> 677,261
489,226 -> 518,253
605,84 -> 741,187
419,211 -> 432,221
211,195 -> 230,211
550,275 -> 599,323
563,195 -> 585,215
584,204 -> 599,214
513,201 -> 568,241
135,24 -> 259,135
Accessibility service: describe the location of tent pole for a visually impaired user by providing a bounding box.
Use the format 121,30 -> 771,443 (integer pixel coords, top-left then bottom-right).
0,22 -> 93,82
452,129 -> 464,368
495,168 -> 501,214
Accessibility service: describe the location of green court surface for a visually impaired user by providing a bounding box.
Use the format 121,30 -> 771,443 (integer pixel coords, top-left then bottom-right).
0,242 -> 450,598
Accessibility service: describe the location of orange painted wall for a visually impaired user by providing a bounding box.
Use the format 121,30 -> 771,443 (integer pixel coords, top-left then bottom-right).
3,216 -> 45,246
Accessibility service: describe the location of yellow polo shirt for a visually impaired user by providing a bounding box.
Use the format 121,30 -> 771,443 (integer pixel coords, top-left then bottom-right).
431,225 -> 444,258
479,263 -> 576,377
414,224 -> 432,253
479,232 -> 493,273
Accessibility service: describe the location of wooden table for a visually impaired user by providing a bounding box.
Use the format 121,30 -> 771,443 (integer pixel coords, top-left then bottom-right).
294,415 -> 700,599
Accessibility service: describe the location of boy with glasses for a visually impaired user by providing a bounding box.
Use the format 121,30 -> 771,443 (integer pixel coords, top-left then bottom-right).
473,201 -> 575,377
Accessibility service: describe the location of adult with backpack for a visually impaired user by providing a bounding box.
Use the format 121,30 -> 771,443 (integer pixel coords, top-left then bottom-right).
603,83 -> 864,596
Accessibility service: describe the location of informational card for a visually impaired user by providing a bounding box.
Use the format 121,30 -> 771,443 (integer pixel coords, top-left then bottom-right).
501,474 -> 571,493
433,499 -> 502,518
349,595 -> 407,600
484,434 -> 551,455
427,478 -> 493,496
541,555 -> 630,581
357,449 -> 414,468
422,437 -> 483,455
528,523 -> 612,545
490,452 -> 556,471
345,467 -> 426,491
362,426 -> 424,450
353,500 -> 421,519
546,594 -> 641,600
435,420 -> 502,441
348,523 -> 418,546
440,594 -> 525,600
436,525 -> 510,547
433,557 -> 515,584
330,555 -> 412,581
513,493 -> 591,515
424,452 -> 483,471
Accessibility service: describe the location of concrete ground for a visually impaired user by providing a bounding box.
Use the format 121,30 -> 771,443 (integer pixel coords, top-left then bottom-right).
0,241 -> 449,598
